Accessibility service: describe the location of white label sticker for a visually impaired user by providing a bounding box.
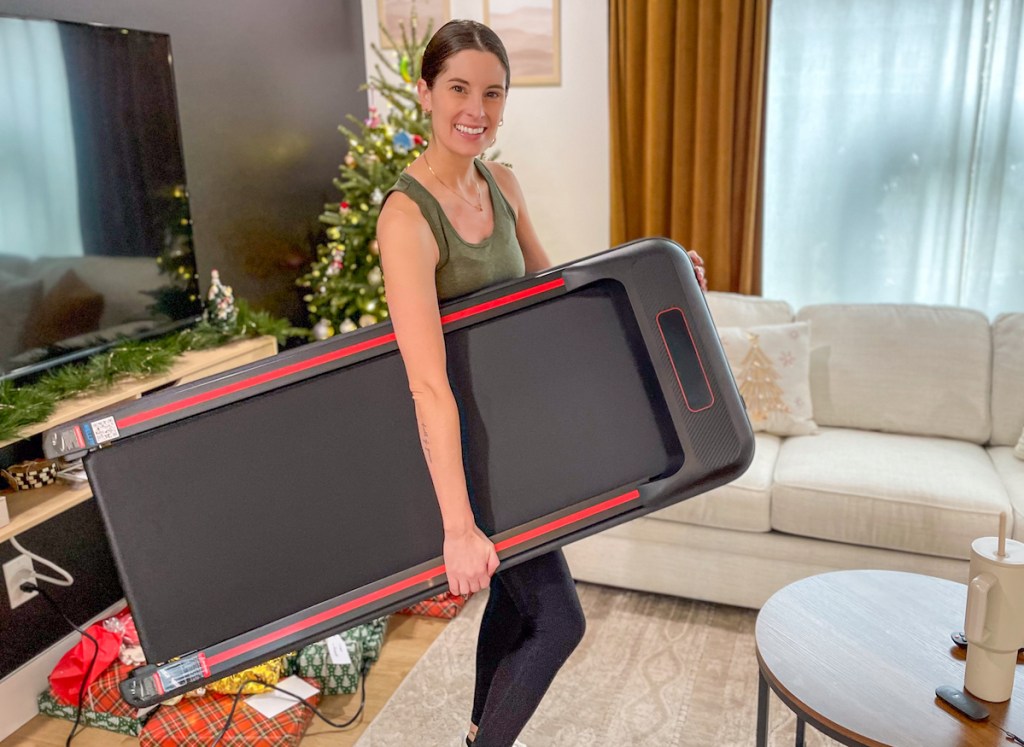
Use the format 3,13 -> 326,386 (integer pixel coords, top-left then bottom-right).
90,416 -> 120,443
326,634 -> 352,666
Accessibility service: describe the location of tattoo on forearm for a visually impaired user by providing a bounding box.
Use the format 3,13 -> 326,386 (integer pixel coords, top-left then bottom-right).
420,422 -> 431,465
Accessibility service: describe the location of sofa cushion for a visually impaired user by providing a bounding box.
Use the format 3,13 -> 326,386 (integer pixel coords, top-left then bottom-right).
650,433 -> 778,533
991,313 -> 1024,447
990,447 -> 1024,542
797,304 -> 991,443
719,322 -> 817,436
772,428 -> 1009,560
0,271 -> 43,364
705,292 -> 793,328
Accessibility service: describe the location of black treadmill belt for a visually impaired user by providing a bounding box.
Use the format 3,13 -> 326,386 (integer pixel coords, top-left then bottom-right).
87,280 -> 680,662
54,238 -> 754,706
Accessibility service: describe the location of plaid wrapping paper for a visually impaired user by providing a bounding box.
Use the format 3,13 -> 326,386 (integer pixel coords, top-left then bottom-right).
140,678 -> 320,746
397,591 -> 471,619
295,637 -> 363,695
37,661 -> 147,736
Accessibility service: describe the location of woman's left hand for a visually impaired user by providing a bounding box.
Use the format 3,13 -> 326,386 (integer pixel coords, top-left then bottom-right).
688,250 -> 708,292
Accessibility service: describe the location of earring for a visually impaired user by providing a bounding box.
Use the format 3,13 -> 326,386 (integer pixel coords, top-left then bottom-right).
499,119 -> 504,126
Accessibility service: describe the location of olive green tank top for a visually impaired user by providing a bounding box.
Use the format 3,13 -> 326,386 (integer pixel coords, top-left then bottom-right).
385,159 -> 525,302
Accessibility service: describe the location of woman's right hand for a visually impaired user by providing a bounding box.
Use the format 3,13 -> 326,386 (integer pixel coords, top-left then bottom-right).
443,524 -> 500,596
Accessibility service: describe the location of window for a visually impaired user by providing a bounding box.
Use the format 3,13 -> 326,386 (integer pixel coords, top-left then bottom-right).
762,0 -> 1023,317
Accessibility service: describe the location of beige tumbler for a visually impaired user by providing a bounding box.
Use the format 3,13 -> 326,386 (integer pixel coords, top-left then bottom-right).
963,535 -> 1024,702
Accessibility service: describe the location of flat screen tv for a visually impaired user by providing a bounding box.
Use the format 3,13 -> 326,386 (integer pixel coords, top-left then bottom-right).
0,15 -> 201,382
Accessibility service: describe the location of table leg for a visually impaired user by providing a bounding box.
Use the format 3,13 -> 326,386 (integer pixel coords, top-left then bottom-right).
757,669 -> 769,747
795,716 -> 805,747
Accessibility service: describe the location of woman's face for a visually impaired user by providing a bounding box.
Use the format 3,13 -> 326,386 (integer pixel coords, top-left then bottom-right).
419,49 -> 507,158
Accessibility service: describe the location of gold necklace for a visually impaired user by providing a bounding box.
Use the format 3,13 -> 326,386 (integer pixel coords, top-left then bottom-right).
422,152 -> 483,212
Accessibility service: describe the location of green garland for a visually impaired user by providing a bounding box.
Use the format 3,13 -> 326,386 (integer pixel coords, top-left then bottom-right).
0,300 -> 308,443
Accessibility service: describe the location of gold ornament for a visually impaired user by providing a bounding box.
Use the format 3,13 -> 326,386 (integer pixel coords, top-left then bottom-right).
369,239 -> 379,255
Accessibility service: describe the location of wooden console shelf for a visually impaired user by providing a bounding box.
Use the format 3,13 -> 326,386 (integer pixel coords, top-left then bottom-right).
0,335 -> 278,543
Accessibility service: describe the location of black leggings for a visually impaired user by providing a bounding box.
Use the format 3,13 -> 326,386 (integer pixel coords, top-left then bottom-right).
470,548 -> 586,747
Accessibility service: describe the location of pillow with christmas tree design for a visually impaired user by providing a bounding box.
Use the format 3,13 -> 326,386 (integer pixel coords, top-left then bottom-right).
718,321 -> 818,437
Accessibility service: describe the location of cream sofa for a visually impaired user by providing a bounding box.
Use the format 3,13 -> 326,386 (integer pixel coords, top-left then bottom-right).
564,292 -> 1024,609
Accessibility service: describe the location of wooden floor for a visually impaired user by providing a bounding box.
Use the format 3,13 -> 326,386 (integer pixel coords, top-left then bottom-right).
2,614 -> 449,746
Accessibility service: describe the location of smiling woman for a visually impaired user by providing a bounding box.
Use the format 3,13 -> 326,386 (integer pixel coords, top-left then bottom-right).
374,20 -> 582,747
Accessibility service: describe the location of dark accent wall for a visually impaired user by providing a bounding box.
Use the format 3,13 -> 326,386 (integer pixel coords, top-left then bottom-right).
0,0 -> 367,682
0,500 -> 123,677
0,0 -> 368,322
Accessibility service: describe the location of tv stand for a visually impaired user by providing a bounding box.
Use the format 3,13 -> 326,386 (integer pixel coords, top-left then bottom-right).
0,335 -> 277,542
0,335 -> 277,742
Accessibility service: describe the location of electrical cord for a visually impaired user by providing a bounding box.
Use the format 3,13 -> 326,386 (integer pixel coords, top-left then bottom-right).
10,536 -> 74,586
211,658 -> 372,745
21,582 -> 97,747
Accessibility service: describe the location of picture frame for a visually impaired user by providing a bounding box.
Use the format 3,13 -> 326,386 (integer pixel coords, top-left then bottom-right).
378,0 -> 450,50
484,0 -> 561,86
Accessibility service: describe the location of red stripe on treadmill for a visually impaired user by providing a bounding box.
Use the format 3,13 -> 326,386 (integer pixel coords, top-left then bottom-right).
118,334 -> 397,428
117,278 -> 565,430
206,564 -> 445,667
205,486 -> 637,668
440,278 -> 565,324
493,489 -> 640,552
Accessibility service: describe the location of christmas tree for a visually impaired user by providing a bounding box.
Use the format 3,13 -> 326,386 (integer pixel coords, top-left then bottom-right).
737,332 -> 789,425
298,13 -> 435,339
149,184 -> 200,320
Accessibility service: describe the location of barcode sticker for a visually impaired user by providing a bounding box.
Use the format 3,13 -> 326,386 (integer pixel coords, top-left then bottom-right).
90,416 -> 120,443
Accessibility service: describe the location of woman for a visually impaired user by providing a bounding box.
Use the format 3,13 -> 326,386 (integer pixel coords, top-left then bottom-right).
377,20 -> 706,747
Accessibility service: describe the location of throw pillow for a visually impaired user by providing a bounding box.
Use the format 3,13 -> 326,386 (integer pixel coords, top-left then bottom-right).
0,271 -> 44,363
1015,426 -> 1024,461
20,269 -> 105,350
718,321 -> 818,436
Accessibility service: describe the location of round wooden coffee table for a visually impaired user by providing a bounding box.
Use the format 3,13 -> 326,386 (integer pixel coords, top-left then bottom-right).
755,570 -> 1024,746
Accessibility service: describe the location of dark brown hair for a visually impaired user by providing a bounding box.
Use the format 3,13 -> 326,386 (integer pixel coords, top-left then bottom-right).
421,20 -> 511,91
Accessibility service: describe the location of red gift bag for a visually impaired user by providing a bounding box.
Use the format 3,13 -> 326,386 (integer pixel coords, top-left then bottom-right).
49,623 -> 124,705
397,591 -> 471,619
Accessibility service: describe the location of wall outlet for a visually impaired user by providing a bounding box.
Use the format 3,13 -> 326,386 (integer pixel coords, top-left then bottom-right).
3,555 -> 37,610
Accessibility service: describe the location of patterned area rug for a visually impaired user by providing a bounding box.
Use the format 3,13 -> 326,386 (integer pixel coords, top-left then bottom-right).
355,582 -> 841,746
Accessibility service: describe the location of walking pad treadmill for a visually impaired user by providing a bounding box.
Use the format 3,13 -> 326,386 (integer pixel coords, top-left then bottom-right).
44,237 -> 754,707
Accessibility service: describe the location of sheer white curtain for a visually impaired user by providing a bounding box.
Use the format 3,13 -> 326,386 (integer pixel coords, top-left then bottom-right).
762,0 -> 1023,317
0,18 -> 84,259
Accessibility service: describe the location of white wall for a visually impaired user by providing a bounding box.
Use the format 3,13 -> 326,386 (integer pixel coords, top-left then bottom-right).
360,0 -> 609,265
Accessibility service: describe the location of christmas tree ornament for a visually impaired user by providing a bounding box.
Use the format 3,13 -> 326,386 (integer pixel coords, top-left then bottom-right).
203,269 -> 238,332
370,188 -> 384,205
312,318 -> 335,341
369,239 -> 380,255
399,53 -> 412,83
339,319 -> 358,334
344,153 -> 356,168
358,314 -> 377,328
326,226 -> 342,240
367,267 -> 382,286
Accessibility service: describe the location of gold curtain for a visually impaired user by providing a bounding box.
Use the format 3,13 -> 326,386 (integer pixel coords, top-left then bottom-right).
610,0 -> 769,294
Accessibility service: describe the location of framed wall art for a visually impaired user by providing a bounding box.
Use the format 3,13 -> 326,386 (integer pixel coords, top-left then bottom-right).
484,0 -> 561,86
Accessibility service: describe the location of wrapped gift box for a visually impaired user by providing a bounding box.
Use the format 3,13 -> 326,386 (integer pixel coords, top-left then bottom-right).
140,678 -> 320,746
37,660 -> 148,737
344,615 -> 389,664
295,636 -> 363,695
398,591 -> 471,619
